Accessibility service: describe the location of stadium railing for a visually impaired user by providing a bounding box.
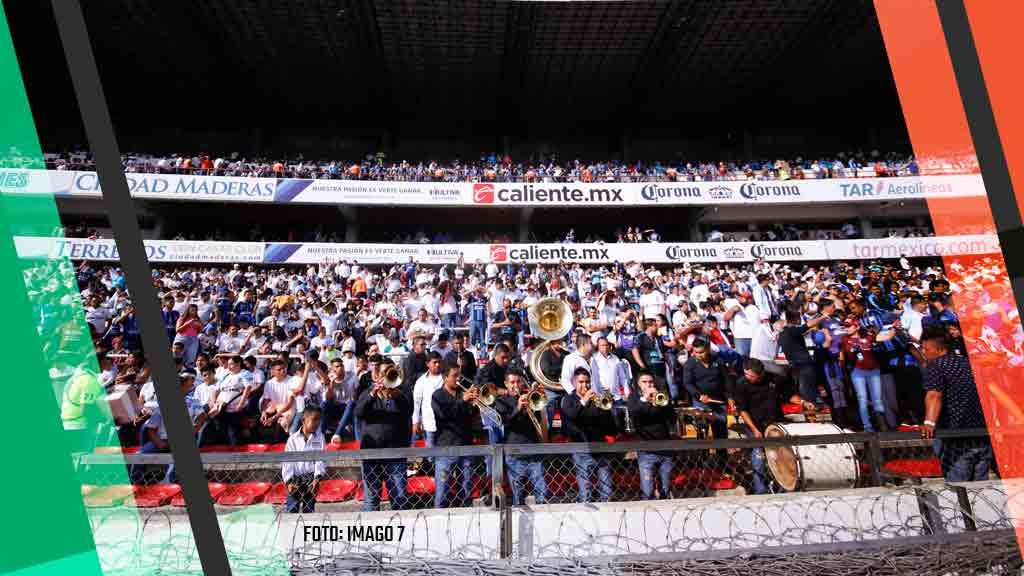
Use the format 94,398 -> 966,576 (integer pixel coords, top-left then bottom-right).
74,427 -> 1008,511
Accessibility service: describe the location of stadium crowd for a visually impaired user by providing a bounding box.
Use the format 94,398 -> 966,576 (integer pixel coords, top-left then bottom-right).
53,248 -> 1015,506
38,149 -> 945,182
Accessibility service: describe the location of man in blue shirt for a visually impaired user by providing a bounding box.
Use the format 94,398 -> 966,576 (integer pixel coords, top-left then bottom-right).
467,286 -> 488,351
160,296 -> 180,343
404,257 -> 417,289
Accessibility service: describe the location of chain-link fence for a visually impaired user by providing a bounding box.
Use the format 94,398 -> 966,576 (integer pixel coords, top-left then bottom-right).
73,427 -> 1013,512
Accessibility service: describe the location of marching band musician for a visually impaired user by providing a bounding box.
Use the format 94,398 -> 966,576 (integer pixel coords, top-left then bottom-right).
355,357 -> 412,511
431,365 -> 480,508
629,371 -> 677,500
451,333 -> 478,381
560,367 -> 617,503
494,370 -> 548,505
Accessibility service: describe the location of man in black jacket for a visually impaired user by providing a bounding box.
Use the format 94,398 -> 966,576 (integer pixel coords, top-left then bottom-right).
733,358 -> 802,494
560,367 -> 617,503
356,357 -> 412,511
431,365 -> 480,508
450,333 -> 477,381
401,336 -> 429,388
476,343 -> 512,449
682,338 -> 733,465
494,370 -> 547,505
629,371 -> 677,500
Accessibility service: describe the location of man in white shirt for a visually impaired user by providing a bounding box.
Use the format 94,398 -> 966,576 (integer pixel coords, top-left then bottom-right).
411,352 -> 446,446
723,290 -> 759,358
217,325 -> 243,354
901,295 -> 928,342
208,355 -> 253,446
591,337 -> 630,401
260,359 -> 297,436
408,308 -> 437,344
638,282 -> 666,320
282,405 -> 328,514
560,334 -> 596,394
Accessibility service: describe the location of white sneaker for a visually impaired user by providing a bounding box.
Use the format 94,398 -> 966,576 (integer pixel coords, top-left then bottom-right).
331,434 -> 342,444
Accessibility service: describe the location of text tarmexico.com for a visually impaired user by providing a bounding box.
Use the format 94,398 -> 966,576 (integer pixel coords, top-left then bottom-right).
852,238 -> 999,259
473,183 -> 623,204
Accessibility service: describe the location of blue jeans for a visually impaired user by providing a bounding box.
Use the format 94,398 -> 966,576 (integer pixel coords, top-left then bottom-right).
637,452 -> 673,500
506,455 -> 546,505
440,313 -> 458,329
941,439 -> 993,482
740,427 -> 771,494
483,423 -> 503,477
851,368 -> 884,431
179,335 -> 199,367
572,453 -> 613,503
693,400 -> 728,464
470,320 -> 487,349
130,440 -> 164,484
361,460 -> 407,511
734,338 -> 752,358
285,475 -> 317,513
824,359 -> 846,409
353,418 -> 364,443
434,455 -> 475,508
320,400 -> 346,436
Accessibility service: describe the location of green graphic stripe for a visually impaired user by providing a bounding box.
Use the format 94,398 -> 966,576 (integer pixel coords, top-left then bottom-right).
0,3 -> 131,574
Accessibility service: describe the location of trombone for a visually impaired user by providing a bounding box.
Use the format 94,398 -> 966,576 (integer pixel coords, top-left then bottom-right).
457,376 -> 503,427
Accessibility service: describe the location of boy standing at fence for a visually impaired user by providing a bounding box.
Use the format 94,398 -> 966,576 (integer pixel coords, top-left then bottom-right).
282,405 -> 328,513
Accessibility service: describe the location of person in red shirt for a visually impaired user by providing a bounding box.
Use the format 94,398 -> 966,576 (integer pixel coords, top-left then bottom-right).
840,325 -> 886,431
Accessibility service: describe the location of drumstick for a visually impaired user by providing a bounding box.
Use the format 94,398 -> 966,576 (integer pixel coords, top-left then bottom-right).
703,398 -> 725,404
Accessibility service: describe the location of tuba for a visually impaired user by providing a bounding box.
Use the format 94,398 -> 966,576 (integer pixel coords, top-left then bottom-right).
527,297 -> 575,392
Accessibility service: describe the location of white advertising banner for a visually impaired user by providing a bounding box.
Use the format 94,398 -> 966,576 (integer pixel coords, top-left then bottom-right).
13,237 -> 265,263
13,235 -> 1001,265
4,169 -> 276,202
5,170 -> 986,207
824,234 -> 1002,260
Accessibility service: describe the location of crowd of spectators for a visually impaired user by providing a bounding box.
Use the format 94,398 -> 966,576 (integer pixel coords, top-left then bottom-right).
37,148 -> 971,183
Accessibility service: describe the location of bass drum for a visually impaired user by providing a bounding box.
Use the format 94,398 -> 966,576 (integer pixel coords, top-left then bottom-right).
763,422 -> 859,492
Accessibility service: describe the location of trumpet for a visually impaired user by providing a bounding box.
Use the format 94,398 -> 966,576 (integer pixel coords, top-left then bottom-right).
518,384 -> 549,442
596,392 -> 614,411
373,364 -> 403,399
654,392 -> 669,407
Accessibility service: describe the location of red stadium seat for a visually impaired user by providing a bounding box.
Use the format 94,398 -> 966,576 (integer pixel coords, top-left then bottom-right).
406,476 -> 436,495
241,444 -> 270,453
266,443 -> 287,452
172,482 -> 227,506
199,444 -> 232,453
413,438 -> 427,448
781,403 -> 803,415
883,458 -> 943,478
217,482 -> 273,506
897,424 -> 921,432
550,435 -> 570,443
356,483 -> 389,502
671,469 -> 729,491
132,484 -> 181,507
612,470 -> 641,492
316,479 -> 358,503
544,471 -> 577,495
265,482 -> 288,505
709,478 -> 737,490
327,440 -> 360,451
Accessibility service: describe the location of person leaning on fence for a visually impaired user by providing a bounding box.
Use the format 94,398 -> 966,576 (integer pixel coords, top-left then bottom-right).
629,370 -> 677,500
560,367 -> 617,503
682,338 -> 733,463
282,405 -> 327,514
356,357 -> 412,511
920,326 -> 992,482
